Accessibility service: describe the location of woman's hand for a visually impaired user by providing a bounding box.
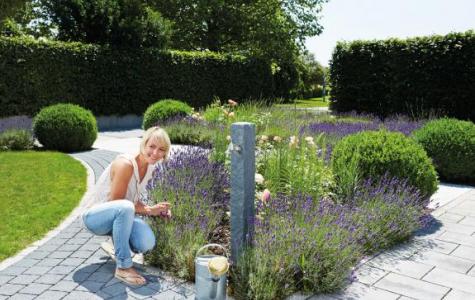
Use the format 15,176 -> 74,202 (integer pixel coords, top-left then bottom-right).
149,202 -> 172,219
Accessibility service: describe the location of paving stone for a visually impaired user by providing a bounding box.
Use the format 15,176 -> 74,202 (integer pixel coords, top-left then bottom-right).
9,275 -> 39,285
79,243 -> 101,252
19,283 -> 51,295
0,284 -> 24,296
0,275 -> 13,285
75,280 -> 106,292
55,232 -> 76,239
101,282 -> 128,296
151,289 -> 192,300
375,272 -> 448,300
443,288 -> 475,300
2,266 -> 27,275
367,257 -> 433,279
26,251 -> 49,260
97,262 -> 116,273
63,271 -> 91,283
62,291 -> 103,299
75,263 -> 103,274
38,244 -> 61,252
48,265 -> 77,275
8,293 -> 36,300
423,268 -> 475,294
47,238 -> 70,246
76,232 -> 94,239
87,271 -> 114,283
438,213 -> 465,223
36,258 -> 63,267
459,216 -> 475,227
70,250 -> 95,259
413,238 -> 460,254
50,280 -> 79,292
437,231 -> 475,247
57,244 -> 82,252
128,286 -> 159,299
48,251 -> 72,259
329,282 -> 400,300
451,245 -> 475,262
23,266 -> 52,275
13,259 -> 39,268
66,237 -> 90,245
34,290 -> 68,300
440,222 -> 475,235
34,274 -> 65,285
60,257 -> 86,266
410,250 -> 474,273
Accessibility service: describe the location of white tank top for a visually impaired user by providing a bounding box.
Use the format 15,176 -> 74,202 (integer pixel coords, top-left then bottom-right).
94,153 -> 155,204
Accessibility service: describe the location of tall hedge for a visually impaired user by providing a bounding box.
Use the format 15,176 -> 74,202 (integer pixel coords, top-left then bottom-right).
329,31 -> 475,121
0,36 -> 274,117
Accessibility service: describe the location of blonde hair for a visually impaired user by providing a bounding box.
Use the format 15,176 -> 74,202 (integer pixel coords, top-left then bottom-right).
140,127 -> 171,160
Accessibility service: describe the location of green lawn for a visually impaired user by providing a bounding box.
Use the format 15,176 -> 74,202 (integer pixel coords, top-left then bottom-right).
0,151 -> 86,261
276,96 -> 330,108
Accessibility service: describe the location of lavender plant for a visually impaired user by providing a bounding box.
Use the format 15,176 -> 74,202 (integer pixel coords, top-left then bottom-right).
146,146 -> 230,280
231,194 -> 362,299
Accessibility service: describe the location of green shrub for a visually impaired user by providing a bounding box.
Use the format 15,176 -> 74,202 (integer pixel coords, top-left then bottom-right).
0,36 -> 274,117
332,130 -> 438,199
142,99 -> 193,129
0,129 -> 34,151
330,30 -> 475,121
33,103 -> 97,152
413,118 -> 475,182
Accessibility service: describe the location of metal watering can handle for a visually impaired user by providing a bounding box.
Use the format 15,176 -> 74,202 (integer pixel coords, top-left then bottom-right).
196,244 -> 229,258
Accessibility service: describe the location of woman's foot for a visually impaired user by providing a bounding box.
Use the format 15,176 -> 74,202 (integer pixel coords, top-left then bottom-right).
115,267 -> 147,286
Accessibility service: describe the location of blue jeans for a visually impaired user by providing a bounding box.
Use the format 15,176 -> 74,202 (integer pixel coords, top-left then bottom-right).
82,200 -> 156,269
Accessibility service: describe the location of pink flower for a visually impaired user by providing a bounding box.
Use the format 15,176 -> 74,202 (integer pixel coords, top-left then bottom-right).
261,189 -> 271,203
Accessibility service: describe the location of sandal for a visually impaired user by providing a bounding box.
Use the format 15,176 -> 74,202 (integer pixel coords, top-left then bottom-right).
115,271 -> 147,287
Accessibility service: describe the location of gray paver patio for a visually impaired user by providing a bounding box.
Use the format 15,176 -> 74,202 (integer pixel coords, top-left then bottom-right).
1,130 -> 475,299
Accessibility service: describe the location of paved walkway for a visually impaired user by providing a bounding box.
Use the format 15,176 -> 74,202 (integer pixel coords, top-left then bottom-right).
1,130 -> 475,299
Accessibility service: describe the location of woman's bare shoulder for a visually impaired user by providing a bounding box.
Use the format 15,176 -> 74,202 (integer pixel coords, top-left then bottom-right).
111,156 -> 134,178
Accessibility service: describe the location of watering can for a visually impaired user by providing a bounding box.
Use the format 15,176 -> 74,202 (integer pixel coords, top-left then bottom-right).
195,243 -> 229,300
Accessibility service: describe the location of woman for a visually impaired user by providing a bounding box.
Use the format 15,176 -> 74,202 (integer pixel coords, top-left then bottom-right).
82,126 -> 172,286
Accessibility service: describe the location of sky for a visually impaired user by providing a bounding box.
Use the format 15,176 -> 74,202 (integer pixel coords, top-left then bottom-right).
305,0 -> 475,66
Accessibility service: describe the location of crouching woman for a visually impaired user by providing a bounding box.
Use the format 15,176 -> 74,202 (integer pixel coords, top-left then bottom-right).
82,127 -> 172,286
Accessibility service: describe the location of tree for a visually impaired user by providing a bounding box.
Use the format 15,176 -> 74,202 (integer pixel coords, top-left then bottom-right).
150,0 -> 328,62
293,52 -> 327,98
0,0 -> 27,22
37,0 -> 171,48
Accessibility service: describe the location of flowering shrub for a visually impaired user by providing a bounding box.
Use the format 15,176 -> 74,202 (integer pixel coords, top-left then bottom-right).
231,175 -> 430,299
146,146 -> 230,280
231,194 -> 362,300
257,134 -> 333,200
0,129 -> 34,151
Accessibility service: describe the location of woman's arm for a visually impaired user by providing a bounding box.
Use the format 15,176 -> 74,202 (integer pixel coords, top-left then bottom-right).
109,159 -> 134,201
109,159 -> 171,217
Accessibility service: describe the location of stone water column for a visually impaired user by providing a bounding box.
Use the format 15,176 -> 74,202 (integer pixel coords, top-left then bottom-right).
230,122 -> 255,263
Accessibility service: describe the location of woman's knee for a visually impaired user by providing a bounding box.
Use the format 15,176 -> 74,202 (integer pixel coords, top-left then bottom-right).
132,228 -> 156,253
116,200 -> 135,217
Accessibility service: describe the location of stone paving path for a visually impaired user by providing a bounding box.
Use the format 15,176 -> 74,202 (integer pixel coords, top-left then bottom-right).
0,149 -> 194,300
1,144 -> 475,299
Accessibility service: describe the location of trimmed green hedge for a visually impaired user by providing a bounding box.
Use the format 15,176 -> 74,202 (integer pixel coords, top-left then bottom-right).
0,36 -> 274,117
329,31 -> 475,121
413,118 -> 475,183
